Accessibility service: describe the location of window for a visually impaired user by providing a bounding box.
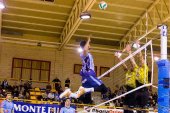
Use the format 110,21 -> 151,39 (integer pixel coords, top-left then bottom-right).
100,67 -> 110,77
12,58 -> 51,82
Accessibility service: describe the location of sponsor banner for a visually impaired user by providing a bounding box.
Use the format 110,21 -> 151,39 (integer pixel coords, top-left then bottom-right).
84,106 -> 123,113
14,101 -> 61,113
1,101 -> 76,113
84,107 -> 158,113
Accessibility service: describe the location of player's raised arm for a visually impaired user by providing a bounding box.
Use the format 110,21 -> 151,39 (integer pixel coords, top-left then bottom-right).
115,52 -> 128,71
125,44 -> 138,68
82,35 -> 91,56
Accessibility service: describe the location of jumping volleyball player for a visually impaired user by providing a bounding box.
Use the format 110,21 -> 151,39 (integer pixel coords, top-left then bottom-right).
60,35 -> 107,99
115,48 -> 136,113
126,41 -> 149,113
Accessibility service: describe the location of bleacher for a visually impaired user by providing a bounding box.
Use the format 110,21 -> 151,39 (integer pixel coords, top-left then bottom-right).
0,77 -> 158,112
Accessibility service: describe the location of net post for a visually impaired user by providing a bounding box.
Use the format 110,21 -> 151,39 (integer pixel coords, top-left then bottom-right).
157,24 -> 170,113
158,25 -> 168,59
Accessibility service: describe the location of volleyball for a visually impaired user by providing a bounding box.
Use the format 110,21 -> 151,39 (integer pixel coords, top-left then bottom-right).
99,1 -> 107,10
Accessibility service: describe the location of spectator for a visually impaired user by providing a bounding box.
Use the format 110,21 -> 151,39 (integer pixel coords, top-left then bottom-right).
60,98 -> 75,113
0,86 -> 4,97
47,91 -> 55,101
58,85 -> 63,94
19,80 -> 23,91
12,87 -> 19,98
25,92 -> 30,99
1,93 -> 14,113
46,83 -> 52,93
1,79 -> 8,89
42,93 -> 48,101
23,81 -> 31,96
65,78 -> 70,88
54,91 -> 60,101
52,77 -> 61,92
50,108 -> 55,113
28,78 -> 32,89
18,92 -> 24,99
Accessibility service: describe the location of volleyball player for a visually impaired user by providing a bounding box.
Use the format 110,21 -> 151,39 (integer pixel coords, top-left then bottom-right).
59,35 -> 107,99
126,42 -> 149,113
134,41 -> 149,113
115,47 -> 136,113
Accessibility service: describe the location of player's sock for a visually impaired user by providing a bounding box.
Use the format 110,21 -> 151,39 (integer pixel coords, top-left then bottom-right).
84,87 -> 94,93
69,87 -> 94,99
69,92 -> 78,98
59,88 -> 71,98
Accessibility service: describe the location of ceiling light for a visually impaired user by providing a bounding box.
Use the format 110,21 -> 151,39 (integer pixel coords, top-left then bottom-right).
0,0 -> 5,9
77,47 -> 83,53
80,12 -> 91,20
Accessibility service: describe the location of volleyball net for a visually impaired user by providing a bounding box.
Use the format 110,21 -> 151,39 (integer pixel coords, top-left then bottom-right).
79,40 -> 155,113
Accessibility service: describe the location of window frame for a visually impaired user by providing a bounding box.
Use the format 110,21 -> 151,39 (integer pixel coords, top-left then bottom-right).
11,58 -> 51,82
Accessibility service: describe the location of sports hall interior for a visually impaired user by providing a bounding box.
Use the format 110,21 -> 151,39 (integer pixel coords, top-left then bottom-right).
0,0 -> 169,112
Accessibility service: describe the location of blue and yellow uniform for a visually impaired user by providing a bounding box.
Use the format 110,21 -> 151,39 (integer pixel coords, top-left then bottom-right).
124,70 -> 136,107
135,64 -> 149,85
135,64 -> 149,108
125,70 -> 136,88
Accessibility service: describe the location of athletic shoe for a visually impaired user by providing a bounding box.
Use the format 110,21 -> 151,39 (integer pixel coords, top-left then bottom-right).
59,88 -> 71,99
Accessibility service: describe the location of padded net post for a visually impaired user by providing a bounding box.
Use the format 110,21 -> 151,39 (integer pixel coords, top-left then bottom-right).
157,25 -> 170,113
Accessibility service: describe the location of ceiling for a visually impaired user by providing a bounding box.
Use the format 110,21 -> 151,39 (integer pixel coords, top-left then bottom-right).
1,0 -> 170,53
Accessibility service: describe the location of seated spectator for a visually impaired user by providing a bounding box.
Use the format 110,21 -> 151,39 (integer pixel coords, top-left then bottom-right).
28,78 -> 32,89
52,77 -> 61,92
54,91 -> 60,101
2,89 -> 6,98
25,92 -> 30,99
50,108 -> 55,113
46,83 -> 52,93
1,79 -> 8,89
19,80 -> 23,91
56,84 -> 63,95
13,82 -> 19,89
23,81 -> 30,96
42,93 -> 48,101
12,87 -> 19,97
47,91 -> 55,101
153,92 -> 158,107
18,92 -> 24,99
0,86 -> 4,97
0,86 -> 3,93
7,85 -> 13,93
65,78 -> 70,88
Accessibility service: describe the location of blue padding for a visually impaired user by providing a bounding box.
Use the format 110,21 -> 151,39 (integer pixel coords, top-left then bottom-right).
157,60 -> 170,113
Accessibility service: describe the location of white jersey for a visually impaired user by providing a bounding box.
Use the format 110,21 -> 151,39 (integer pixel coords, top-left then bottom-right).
80,53 -> 94,72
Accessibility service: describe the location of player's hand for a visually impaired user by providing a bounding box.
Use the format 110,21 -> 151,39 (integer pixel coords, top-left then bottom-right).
125,44 -> 131,53
135,40 -> 140,44
114,52 -> 118,57
88,34 -> 92,42
133,40 -> 140,49
114,51 -> 122,58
